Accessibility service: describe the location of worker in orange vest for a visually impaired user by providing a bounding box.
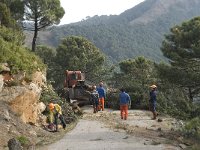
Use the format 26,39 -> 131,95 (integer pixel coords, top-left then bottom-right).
97,82 -> 106,111
49,103 -> 66,132
119,88 -> 131,120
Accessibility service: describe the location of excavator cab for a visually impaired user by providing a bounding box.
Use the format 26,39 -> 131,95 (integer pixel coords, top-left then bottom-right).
64,70 -> 91,104
65,70 -> 85,87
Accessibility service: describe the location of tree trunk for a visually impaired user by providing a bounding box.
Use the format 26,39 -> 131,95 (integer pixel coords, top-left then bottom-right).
32,11 -> 38,52
188,87 -> 193,102
32,31 -> 37,52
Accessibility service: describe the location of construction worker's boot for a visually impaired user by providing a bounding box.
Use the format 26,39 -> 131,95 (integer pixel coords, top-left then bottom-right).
63,124 -> 66,130
55,126 -> 58,132
152,112 -> 157,120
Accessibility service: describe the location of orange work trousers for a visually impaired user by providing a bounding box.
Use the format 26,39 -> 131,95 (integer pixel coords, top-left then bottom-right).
120,104 -> 128,120
98,97 -> 105,111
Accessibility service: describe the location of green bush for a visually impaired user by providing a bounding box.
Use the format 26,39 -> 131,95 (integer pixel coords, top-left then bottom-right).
39,83 -> 63,105
0,26 -> 24,45
0,27 -> 45,75
17,136 -> 30,146
156,86 -> 192,119
182,117 -> 200,140
106,92 -> 119,109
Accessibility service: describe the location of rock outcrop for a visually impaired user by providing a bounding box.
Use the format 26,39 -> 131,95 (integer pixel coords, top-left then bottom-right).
0,69 -> 46,124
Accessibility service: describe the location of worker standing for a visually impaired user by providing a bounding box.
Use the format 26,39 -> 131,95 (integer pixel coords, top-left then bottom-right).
97,81 -> 106,111
119,88 -> 131,120
49,102 -> 66,132
90,85 -> 99,113
149,85 -> 158,120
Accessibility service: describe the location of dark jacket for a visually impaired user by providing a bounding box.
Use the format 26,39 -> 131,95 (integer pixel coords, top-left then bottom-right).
149,90 -> 157,103
91,90 -> 99,104
119,92 -> 131,105
97,86 -> 106,99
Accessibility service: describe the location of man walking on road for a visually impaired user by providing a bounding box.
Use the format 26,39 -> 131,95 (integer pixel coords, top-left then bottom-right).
119,88 -> 131,120
97,81 -> 106,111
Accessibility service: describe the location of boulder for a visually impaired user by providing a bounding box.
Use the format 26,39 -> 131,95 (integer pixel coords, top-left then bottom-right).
2,109 -> 11,121
37,102 -> 46,113
38,114 -> 47,125
29,82 -> 42,95
0,70 -> 47,124
0,85 -> 42,124
31,71 -> 46,87
8,138 -> 22,150
0,63 -> 10,72
9,90 -> 39,124
12,71 -> 25,82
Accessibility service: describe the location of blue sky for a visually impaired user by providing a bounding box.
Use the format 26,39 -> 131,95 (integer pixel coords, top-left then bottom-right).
59,0 -> 145,25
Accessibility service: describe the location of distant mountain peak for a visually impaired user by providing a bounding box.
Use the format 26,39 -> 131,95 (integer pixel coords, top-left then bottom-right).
130,0 -> 176,24
119,0 -> 200,25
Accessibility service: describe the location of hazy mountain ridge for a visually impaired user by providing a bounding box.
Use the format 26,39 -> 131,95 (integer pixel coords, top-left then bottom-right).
37,0 -> 200,62
129,0 -> 175,25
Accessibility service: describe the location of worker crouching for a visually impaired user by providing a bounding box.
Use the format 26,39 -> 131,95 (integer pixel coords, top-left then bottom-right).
119,88 -> 131,120
49,103 -> 66,132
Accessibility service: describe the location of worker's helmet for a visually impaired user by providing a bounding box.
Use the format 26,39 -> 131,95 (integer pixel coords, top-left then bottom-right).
49,103 -> 54,110
150,85 -> 157,89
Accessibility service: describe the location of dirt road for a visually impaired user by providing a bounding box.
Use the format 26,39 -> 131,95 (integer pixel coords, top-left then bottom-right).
40,106 -> 185,150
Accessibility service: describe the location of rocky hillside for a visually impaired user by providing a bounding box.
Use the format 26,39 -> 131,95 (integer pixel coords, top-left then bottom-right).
0,63 -> 46,148
0,63 -> 79,149
35,0 -> 200,62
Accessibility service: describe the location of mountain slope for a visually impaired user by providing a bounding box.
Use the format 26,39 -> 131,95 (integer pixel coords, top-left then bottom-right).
37,0 -> 200,63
